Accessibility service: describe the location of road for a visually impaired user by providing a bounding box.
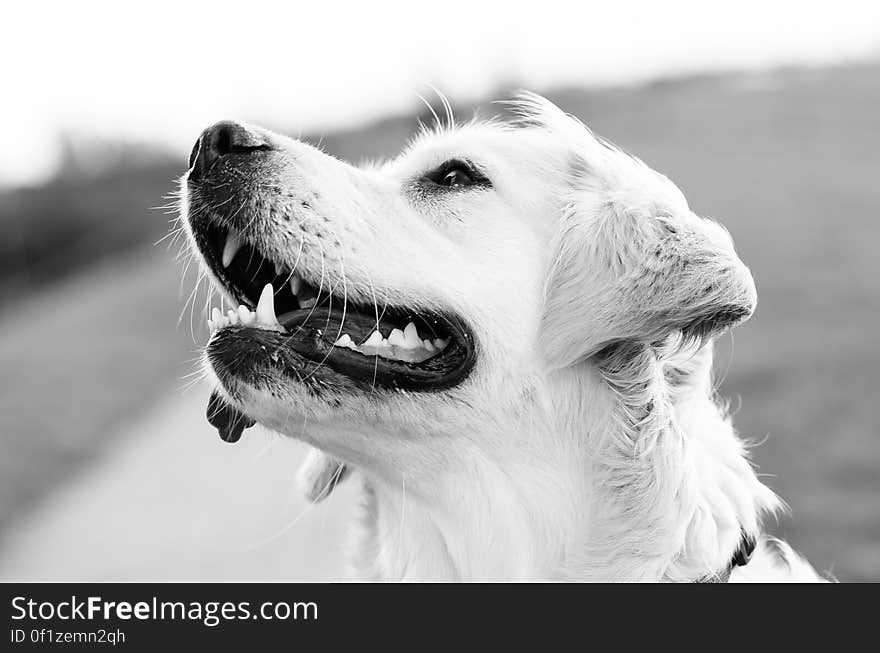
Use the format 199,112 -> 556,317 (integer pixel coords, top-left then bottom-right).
0,383 -> 356,581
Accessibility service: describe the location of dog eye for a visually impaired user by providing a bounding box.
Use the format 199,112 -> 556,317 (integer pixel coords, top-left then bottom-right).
442,168 -> 473,187
422,159 -> 491,190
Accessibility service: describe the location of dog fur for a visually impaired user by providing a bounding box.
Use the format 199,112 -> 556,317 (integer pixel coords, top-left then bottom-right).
183,94 -> 823,581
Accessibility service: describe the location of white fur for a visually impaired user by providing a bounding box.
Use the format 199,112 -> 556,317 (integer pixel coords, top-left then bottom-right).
184,94 -> 824,581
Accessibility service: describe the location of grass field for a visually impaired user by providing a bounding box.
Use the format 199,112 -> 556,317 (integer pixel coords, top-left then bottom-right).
1,61 -> 878,580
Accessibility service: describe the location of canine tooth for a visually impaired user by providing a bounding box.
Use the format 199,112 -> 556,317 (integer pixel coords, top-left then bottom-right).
274,260 -> 284,275
222,231 -> 243,268
290,274 -> 302,295
362,331 -> 384,348
335,334 -> 355,348
433,338 -> 449,350
387,328 -> 407,348
403,322 -> 422,348
256,283 -> 280,328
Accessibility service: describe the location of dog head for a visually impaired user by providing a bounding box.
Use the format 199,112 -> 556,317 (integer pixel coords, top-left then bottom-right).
181,94 -> 756,480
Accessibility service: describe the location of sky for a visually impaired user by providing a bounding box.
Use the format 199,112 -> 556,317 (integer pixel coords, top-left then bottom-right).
3,0 -> 879,187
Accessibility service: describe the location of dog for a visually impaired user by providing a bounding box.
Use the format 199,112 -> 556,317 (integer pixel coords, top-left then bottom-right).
180,94 -> 823,581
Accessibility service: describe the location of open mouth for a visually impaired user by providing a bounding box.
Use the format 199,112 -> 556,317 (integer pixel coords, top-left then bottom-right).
192,221 -> 477,392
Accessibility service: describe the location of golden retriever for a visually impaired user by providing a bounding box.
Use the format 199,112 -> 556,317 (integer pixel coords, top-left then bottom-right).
180,94 -> 822,581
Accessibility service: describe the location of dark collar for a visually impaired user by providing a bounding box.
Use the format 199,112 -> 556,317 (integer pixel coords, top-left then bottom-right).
695,532 -> 757,583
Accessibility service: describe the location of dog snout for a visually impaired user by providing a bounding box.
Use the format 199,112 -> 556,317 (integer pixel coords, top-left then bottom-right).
188,121 -> 270,181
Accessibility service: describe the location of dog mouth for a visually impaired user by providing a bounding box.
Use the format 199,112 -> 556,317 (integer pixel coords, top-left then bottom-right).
192,221 -> 477,394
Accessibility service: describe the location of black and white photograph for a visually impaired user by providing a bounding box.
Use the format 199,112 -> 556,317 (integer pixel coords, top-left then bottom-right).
2,0 -> 879,604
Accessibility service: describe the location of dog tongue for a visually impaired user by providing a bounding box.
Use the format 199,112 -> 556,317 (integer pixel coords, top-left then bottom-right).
206,390 -> 255,444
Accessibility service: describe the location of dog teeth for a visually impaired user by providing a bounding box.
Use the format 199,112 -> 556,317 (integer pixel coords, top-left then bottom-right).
238,305 -> 255,324
207,290 -> 450,363
222,230 -> 243,268
403,322 -> 422,348
290,274 -> 302,296
362,330 -> 384,348
208,304 -> 252,332
387,328 -> 407,348
331,324 -> 449,363
274,260 -> 284,275
207,284 -> 281,334
256,283 -> 282,330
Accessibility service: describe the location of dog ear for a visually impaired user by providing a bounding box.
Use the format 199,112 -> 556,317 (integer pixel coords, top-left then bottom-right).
541,167 -> 756,369
296,448 -> 350,503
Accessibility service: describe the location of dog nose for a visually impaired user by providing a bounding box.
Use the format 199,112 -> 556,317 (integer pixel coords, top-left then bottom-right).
188,121 -> 269,180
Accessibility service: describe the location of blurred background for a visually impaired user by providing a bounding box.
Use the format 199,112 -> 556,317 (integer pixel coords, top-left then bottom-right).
1,0 -> 878,581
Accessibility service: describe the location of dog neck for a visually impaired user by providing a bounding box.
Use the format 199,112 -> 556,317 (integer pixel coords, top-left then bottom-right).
349,341 -> 779,581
